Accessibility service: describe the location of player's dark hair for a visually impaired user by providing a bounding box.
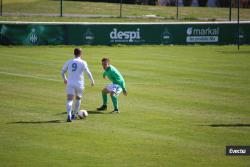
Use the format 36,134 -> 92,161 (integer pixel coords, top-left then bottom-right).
74,48 -> 82,57
102,58 -> 110,63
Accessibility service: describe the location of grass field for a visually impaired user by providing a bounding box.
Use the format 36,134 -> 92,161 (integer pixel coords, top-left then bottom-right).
0,16 -> 174,22
0,0 -> 250,22
0,45 -> 250,166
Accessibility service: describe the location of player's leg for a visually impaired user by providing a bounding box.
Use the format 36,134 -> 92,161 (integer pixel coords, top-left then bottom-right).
97,84 -> 122,112
110,92 -> 119,113
66,85 -> 75,122
71,100 -> 76,118
74,88 -> 83,116
97,87 -> 110,111
72,96 -> 81,119
66,94 -> 74,122
102,88 -> 109,106
72,86 -> 83,119
110,84 -> 122,113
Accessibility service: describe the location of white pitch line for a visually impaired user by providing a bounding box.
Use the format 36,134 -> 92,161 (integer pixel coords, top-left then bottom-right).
1,20 -> 250,25
0,71 -> 165,86
0,71 -> 61,82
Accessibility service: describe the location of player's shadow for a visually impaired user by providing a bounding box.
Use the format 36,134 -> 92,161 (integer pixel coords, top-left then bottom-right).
202,123 -> 250,127
55,112 -> 67,115
55,110 -> 105,115
217,50 -> 250,55
87,110 -> 105,114
7,120 -> 64,124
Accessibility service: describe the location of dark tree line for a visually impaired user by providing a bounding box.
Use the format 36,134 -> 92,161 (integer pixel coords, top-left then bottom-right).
68,0 -> 250,7
68,0 -> 156,5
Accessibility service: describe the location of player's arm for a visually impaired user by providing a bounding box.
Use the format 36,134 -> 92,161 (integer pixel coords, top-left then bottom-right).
61,61 -> 68,85
121,81 -> 127,96
103,72 -> 107,79
83,62 -> 95,86
114,69 -> 127,96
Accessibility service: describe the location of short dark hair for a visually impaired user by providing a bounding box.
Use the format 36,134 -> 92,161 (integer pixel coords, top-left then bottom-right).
102,57 -> 110,62
74,48 -> 82,57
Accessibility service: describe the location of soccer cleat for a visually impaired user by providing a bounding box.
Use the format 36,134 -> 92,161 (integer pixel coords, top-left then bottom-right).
71,114 -> 77,120
97,105 -> 107,111
111,109 -> 120,113
67,115 -> 72,122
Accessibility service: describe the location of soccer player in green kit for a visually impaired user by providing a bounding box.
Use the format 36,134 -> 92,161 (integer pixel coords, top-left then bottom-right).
97,58 -> 127,113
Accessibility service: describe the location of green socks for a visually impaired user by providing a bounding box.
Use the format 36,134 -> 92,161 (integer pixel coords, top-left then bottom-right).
102,92 -> 119,110
111,95 -> 118,110
102,92 -> 108,105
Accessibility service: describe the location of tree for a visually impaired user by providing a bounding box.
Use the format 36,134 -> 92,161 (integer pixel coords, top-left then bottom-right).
183,0 -> 192,6
198,0 -> 208,6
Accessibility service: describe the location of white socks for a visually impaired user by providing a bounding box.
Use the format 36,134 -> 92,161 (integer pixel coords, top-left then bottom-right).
66,100 -> 73,117
66,99 -> 81,118
74,99 -> 81,114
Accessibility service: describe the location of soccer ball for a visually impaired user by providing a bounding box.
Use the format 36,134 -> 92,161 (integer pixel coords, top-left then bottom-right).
77,110 -> 88,119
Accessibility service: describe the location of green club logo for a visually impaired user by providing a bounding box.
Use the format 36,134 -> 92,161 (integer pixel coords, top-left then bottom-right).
28,28 -> 38,44
161,28 -> 172,44
83,29 -> 94,44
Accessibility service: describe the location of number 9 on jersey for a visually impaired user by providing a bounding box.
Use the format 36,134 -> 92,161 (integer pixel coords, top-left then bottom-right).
72,63 -> 77,72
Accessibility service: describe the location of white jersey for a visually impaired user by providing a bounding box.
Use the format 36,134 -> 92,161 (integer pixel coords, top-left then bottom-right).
61,57 -> 94,88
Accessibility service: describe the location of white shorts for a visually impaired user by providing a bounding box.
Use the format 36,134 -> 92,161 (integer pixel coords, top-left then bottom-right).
66,84 -> 84,98
106,84 -> 122,96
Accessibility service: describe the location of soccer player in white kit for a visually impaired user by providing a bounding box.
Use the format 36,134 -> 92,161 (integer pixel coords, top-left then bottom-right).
61,48 -> 95,122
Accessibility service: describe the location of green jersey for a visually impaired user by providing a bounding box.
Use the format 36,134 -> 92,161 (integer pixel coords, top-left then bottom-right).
103,65 -> 126,91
